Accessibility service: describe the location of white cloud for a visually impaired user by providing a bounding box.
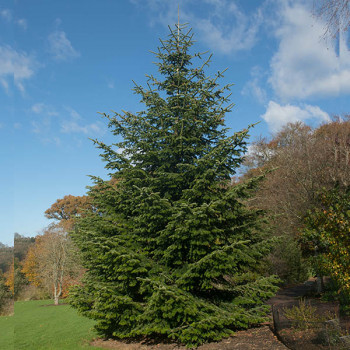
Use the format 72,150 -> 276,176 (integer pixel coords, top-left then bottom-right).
261,101 -> 330,132
60,120 -> 105,135
269,1 -> 350,100
0,45 -> 37,92
242,66 -> 267,104
31,103 -> 58,116
61,107 -> 106,135
194,1 -> 263,54
130,0 -> 263,54
48,30 -> 80,61
65,106 -> 81,120
30,104 -> 105,137
31,103 -> 44,114
0,78 -> 9,93
31,118 -> 51,134
0,9 -> 12,21
16,18 -> 27,30
1,9 -> 27,29
40,136 -> 61,146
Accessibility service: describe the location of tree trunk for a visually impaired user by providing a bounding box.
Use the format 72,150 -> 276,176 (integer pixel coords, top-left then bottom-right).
54,284 -> 59,305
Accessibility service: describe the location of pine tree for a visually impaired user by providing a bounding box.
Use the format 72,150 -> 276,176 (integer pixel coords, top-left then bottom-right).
69,24 -> 279,347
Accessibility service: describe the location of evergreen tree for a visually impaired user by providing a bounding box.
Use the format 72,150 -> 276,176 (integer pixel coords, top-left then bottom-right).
69,24 -> 279,347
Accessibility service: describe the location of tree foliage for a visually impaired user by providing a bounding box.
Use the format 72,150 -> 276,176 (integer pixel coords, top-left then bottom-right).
0,235 -> 36,300
242,119 -> 350,283
301,187 -> 350,296
14,233 -> 35,261
0,243 -> 13,273
69,24 -> 279,347
45,195 -> 92,230
3,258 -> 28,300
0,272 -> 13,315
244,119 -> 350,236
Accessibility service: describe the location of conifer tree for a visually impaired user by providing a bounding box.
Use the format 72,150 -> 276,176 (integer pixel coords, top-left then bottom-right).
69,24 -> 279,347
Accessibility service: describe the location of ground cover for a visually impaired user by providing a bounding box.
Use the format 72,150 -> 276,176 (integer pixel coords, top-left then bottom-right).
12,300 -> 104,350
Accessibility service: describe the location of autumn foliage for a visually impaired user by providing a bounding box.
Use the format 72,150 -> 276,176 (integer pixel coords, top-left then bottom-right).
45,195 -> 92,230
22,225 -> 82,304
4,262 -> 14,293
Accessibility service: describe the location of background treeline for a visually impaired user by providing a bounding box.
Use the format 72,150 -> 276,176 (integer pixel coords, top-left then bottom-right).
0,243 -> 13,273
0,196 -> 90,315
241,116 -> 350,302
0,242 -> 13,315
0,234 -> 35,315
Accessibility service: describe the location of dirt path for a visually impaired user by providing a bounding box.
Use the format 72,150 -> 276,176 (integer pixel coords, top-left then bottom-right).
267,279 -> 316,306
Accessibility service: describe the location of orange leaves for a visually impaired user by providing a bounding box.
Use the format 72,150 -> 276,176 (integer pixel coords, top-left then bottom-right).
44,195 -> 93,231
4,263 -> 14,293
21,225 -> 82,301
21,244 -> 42,287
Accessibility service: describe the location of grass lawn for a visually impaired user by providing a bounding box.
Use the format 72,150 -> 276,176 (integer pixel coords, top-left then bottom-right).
0,300 -> 104,350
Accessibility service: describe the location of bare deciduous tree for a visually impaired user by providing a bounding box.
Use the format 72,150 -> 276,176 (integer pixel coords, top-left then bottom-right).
22,225 -> 80,305
243,118 -> 350,236
241,119 -> 350,283
314,0 -> 350,38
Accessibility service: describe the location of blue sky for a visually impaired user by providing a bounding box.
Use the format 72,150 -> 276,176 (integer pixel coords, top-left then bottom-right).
1,0 -> 349,245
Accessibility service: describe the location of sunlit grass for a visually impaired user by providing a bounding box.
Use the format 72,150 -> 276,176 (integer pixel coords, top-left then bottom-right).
3,300 -> 104,350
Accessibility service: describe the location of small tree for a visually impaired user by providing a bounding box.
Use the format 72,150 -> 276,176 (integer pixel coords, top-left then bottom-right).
22,225 -> 80,305
70,24 -> 279,347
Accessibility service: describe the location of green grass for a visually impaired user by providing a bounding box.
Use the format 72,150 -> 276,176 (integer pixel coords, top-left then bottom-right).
0,314 -> 14,349
0,300 -> 104,350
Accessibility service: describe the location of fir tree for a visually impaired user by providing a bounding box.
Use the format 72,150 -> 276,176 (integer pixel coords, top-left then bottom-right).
69,24 -> 279,347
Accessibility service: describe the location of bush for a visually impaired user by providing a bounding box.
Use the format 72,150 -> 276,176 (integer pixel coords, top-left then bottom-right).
283,299 -> 335,331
